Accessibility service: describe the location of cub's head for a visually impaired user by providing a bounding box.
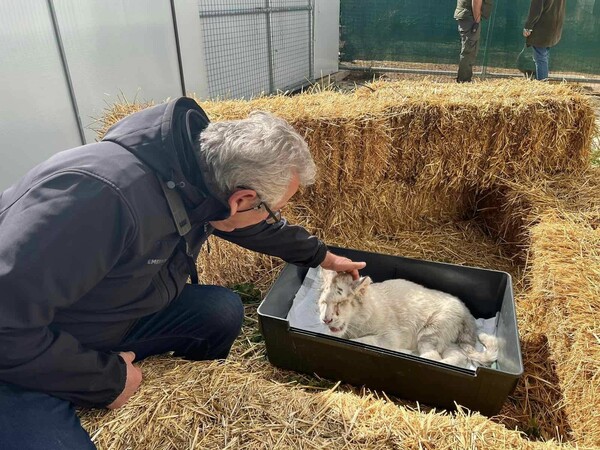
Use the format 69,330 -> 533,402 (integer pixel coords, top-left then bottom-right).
317,269 -> 372,336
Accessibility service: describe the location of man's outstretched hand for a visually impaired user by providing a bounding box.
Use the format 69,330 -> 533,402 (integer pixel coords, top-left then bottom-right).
107,351 -> 143,410
320,251 -> 366,280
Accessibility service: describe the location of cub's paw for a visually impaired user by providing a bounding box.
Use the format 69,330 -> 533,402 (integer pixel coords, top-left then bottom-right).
420,350 -> 442,361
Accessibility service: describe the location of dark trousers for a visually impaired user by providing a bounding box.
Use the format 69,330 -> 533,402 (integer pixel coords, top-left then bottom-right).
0,284 -> 243,450
457,18 -> 482,82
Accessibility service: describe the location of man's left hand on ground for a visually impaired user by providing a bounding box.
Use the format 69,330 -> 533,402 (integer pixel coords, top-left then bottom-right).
320,251 -> 366,280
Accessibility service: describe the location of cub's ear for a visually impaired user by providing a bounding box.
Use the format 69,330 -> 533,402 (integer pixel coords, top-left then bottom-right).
351,276 -> 372,297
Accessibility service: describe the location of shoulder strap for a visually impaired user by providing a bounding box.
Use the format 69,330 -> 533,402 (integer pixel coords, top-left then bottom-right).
158,178 -> 199,284
158,179 -> 192,237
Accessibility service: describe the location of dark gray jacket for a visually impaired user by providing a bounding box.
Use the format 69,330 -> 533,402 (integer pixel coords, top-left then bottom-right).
454,0 -> 494,21
525,0 -> 566,48
0,98 -> 327,408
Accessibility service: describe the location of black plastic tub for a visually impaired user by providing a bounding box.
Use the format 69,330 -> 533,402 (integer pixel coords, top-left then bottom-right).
257,246 -> 523,416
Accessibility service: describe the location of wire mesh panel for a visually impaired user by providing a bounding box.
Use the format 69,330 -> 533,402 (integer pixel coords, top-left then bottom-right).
271,0 -> 309,6
199,0 -> 313,99
200,2 -> 271,99
340,0 -> 600,79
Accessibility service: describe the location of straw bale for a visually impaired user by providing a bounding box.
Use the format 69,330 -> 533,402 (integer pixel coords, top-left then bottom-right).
198,219 -> 519,295
197,238 -> 282,293
478,168 -> 600,260
498,333 -> 573,443
80,357 -> 568,450
521,212 -> 600,447
356,80 -> 595,189
200,80 -> 595,198
96,81 -> 596,242
94,98 -> 153,139
291,183 -> 474,238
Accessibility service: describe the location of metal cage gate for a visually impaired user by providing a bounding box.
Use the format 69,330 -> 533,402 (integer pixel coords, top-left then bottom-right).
199,0 -> 314,99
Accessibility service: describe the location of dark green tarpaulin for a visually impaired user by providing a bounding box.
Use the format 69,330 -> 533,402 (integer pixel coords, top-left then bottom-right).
340,0 -> 600,76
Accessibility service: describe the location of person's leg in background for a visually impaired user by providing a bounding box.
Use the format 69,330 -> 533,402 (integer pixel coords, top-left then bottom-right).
457,18 -> 481,82
533,46 -> 550,80
0,383 -> 97,450
116,284 -> 244,361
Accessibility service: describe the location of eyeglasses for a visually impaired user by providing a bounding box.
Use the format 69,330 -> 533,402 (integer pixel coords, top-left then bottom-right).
237,200 -> 282,224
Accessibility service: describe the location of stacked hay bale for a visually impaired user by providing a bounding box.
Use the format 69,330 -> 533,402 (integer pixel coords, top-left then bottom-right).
202,80 -> 595,233
522,211 -> 600,447
478,169 -> 600,259
85,79 -> 598,449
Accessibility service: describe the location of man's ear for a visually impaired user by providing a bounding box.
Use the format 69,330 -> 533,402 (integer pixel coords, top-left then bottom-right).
228,189 -> 258,214
351,276 -> 372,298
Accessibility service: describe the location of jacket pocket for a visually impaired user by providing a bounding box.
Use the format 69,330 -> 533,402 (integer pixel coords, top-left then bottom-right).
151,274 -> 169,302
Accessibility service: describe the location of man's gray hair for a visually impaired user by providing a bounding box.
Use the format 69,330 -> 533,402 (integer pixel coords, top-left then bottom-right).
198,111 -> 316,205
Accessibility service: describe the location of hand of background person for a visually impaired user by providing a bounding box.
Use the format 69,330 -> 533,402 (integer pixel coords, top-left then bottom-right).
320,251 -> 366,280
523,29 -> 532,37
106,351 -> 143,409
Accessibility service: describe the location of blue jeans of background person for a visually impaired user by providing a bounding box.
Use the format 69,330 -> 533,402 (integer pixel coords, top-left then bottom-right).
533,46 -> 550,81
0,284 -> 243,450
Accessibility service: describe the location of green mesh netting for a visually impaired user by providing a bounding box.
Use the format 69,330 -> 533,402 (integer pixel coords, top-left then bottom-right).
340,0 -> 600,76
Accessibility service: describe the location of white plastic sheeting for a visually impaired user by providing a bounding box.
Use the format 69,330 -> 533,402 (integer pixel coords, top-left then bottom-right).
314,0 -> 340,77
0,0 -> 340,191
0,0 -> 82,190
52,0 -> 183,143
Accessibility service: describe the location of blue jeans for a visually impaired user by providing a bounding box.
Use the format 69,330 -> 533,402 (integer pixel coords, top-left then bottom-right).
533,46 -> 550,81
0,284 -> 243,450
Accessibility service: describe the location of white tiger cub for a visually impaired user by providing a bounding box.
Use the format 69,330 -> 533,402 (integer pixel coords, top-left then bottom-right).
317,269 -> 498,368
